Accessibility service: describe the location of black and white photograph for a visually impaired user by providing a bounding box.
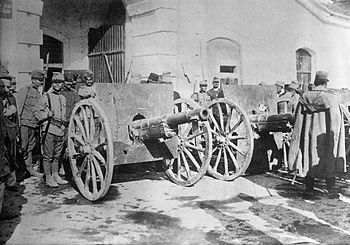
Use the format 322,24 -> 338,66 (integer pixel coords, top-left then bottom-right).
1,0 -> 350,244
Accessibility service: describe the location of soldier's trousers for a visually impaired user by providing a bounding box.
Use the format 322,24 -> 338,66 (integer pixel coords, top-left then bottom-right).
42,133 -> 64,175
20,126 -> 37,166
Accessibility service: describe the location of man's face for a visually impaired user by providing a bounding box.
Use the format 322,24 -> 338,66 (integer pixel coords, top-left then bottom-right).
2,79 -> 11,94
85,77 -> 93,86
32,78 -> 44,88
52,81 -> 63,92
213,82 -> 219,89
200,85 -> 207,92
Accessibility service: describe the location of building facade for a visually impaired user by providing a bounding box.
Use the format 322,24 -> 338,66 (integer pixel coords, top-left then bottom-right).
1,0 -> 350,97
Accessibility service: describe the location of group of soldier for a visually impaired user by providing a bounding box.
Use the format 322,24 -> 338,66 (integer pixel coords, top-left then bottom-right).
190,76 -> 225,106
0,69 -> 96,216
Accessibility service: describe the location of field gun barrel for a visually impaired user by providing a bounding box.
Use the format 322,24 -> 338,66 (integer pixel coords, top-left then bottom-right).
129,108 -> 209,141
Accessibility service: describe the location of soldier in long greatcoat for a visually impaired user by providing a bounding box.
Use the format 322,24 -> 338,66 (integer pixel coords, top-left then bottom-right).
288,71 -> 346,198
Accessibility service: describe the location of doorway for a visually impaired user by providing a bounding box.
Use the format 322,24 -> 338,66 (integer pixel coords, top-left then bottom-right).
40,34 -> 63,91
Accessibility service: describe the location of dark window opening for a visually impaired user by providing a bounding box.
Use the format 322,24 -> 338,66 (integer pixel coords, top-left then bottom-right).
220,65 -> 236,73
40,35 -> 63,64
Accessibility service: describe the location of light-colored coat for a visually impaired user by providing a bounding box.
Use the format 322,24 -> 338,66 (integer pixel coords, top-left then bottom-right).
288,86 -> 346,178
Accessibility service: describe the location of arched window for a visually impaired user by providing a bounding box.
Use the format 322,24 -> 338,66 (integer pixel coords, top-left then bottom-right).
207,38 -> 240,85
296,49 -> 312,90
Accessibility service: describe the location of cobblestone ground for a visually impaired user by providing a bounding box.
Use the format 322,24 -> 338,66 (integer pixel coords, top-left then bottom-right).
1,166 -> 350,245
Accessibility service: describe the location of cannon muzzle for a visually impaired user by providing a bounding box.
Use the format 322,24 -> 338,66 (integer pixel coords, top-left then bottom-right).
129,108 -> 209,141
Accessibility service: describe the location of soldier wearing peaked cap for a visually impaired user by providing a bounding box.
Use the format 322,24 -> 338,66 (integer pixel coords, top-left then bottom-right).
34,72 -> 68,188
288,71 -> 346,199
190,80 -> 211,107
16,70 -> 45,178
207,77 -> 224,101
78,69 -> 96,99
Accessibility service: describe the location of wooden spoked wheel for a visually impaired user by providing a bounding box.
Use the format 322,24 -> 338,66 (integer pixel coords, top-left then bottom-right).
207,98 -> 254,180
68,99 -> 114,201
341,105 -> 350,164
164,98 -> 212,186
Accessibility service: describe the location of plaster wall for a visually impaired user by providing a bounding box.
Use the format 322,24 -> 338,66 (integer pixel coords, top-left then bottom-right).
0,0 -> 43,87
176,0 -> 350,97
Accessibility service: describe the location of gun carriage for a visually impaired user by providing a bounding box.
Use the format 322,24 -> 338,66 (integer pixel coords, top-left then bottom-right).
68,82 -> 350,201
68,84 -> 212,201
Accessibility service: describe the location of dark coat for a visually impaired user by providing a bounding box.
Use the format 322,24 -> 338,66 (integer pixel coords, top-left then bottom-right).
0,99 -> 10,178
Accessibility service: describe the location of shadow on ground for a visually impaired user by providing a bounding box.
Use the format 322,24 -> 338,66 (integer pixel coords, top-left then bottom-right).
0,185 -> 27,244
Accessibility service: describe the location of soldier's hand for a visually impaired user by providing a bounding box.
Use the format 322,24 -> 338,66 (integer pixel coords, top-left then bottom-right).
48,110 -> 54,118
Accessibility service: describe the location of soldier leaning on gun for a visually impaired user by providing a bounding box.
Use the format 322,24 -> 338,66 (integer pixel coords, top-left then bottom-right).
34,72 -> 68,188
16,70 -> 45,178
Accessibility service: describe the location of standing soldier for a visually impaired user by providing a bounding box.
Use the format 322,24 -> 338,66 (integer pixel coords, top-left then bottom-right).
16,70 -> 45,178
78,69 -> 96,99
1,74 -> 19,190
207,77 -> 224,101
0,91 -> 11,215
190,80 -> 211,107
34,72 -> 67,188
59,72 -> 80,176
288,71 -> 346,199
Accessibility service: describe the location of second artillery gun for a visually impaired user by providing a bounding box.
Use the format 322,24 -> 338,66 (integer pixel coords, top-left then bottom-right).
68,83 -> 212,201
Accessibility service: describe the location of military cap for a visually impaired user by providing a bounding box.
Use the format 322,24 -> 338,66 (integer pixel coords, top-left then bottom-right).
212,77 -> 220,83
315,71 -> 329,82
199,80 -> 208,86
31,70 -> 45,81
52,72 -> 64,82
83,69 -> 94,79
286,82 -> 299,91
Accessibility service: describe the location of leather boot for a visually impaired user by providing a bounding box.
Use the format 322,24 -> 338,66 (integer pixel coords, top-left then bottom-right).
27,165 -> 43,178
46,174 -> 58,188
43,160 -> 58,188
52,161 -> 67,185
52,173 -> 68,185
25,151 -> 43,178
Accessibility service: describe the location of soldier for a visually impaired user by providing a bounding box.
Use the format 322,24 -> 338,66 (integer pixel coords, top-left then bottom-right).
78,69 -> 96,99
207,77 -> 224,100
0,93 -> 11,215
275,81 -> 285,97
59,72 -> 80,176
190,80 -> 211,107
0,74 -> 19,190
34,72 -> 67,188
289,71 -> 346,199
16,70 -> 45,178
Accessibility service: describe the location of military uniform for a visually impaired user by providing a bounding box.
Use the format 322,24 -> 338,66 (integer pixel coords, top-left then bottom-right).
34,72 -> 67,187
16,70 -> 45,177
191,91 -> 211,107
78,85 -> 96,99
207,88 -> 224,101
78,69 -> 96,99
2,91 -> 19,186
0,95 -> 10,212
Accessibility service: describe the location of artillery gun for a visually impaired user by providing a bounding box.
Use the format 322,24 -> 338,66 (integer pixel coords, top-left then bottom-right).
68,83 -> 212,201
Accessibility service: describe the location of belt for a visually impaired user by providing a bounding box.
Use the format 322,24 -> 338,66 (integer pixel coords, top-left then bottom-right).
50,118 -> 68,127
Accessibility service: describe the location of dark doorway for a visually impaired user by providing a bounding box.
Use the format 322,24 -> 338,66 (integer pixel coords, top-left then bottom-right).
40,35 -> 63,91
